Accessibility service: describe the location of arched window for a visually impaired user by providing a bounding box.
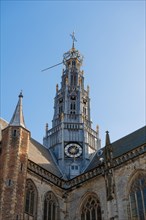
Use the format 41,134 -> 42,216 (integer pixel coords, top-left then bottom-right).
24,179 -> 37,218
128,173 -> 146,220
72,60 -> 76,66
71,74 -> 77,86
81,195 -> 102,220
44,191 -> 59,220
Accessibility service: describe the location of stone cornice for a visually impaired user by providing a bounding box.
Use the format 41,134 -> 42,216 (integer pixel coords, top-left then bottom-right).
27,143 -> 146,190
112,144 -> 146,167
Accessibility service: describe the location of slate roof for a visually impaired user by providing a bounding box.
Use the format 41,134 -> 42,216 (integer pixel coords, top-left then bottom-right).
112,126 -> 146,158
28,138 -> 63,178
85,126 -> 146,172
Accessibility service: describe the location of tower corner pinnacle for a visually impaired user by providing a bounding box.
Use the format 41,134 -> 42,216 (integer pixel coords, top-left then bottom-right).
9,91 -> 26,128
105,131 -> 111,146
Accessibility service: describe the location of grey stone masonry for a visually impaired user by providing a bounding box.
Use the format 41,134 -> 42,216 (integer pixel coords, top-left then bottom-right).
43,46 -> 101,179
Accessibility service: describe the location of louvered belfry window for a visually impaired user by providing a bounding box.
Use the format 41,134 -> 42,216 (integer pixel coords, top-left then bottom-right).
81,195 -> 102,220
128,174 -> 146,220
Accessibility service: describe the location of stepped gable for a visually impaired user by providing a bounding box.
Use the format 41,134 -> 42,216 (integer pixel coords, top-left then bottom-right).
85,126 -> 146,172
28,138 -> 63,178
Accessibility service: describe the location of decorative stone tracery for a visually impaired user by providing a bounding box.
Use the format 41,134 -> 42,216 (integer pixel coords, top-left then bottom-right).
24,179 -> 38,219
127,172 -> 146,220
44,191 -> 59,220
80,194 -> 102,220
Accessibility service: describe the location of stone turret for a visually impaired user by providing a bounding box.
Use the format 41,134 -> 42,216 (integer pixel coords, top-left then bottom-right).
9,91 -> 26,128
0,92 -> 30,220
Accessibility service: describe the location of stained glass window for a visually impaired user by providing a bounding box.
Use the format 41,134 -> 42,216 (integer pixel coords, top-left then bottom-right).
128,174 -> 146,220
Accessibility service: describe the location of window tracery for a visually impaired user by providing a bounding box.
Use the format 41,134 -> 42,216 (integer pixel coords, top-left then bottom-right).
24,179 -> 37,218
128,173 -> 146,220
44,191 -> 59,220
81,195 -> 102,220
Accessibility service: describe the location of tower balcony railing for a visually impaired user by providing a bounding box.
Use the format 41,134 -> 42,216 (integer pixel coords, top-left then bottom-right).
47,124 -> 62,135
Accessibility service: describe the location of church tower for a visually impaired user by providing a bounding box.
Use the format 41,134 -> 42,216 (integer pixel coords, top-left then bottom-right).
0,92 -> 30,220
43,34 -> 101,178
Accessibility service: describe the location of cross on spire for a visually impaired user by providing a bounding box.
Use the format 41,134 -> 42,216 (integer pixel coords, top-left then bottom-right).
70,31 -> 77,48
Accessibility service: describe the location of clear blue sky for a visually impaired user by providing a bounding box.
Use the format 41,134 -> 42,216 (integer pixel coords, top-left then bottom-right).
1,0 -> 145,147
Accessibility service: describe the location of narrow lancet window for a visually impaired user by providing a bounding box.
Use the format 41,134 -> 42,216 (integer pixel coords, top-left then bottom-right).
24,179 -> 37,218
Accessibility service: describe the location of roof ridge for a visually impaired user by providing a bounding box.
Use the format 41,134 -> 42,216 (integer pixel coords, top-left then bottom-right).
111,126 -> 146,145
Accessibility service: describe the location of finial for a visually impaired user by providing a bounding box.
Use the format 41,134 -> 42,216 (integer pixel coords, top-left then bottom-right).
56,84 -> 58,92
70,31 -> 77,48
19,90 -> 23,98
96,125 -> 99,138
46,123 -> 48,131
96,125 -> 99,133
105,130 -> 111,146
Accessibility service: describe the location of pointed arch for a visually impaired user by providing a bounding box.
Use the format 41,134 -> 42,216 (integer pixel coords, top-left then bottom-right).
24,179 -> 38,219
43,191 -> 59,220
127,170 -> 146,220
80,192 -> 102,220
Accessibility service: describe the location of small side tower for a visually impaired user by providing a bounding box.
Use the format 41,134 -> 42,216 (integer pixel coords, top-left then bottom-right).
0,92 -> 30,220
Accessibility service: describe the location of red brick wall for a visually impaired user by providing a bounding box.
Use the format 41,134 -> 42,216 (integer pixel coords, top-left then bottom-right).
0,126 -> 30,220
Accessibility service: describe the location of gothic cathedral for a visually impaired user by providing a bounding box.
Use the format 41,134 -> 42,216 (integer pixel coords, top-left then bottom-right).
0,36 -> 146,220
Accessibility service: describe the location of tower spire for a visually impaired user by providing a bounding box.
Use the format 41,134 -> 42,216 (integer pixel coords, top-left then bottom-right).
9,91 -> 26,128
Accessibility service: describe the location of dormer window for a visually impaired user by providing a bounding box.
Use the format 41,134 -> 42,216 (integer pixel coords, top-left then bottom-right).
71,165 -> 79,170
70,163 -> 80,178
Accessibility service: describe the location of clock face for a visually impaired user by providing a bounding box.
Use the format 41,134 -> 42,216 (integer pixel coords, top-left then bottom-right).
64,143 -> 82,158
